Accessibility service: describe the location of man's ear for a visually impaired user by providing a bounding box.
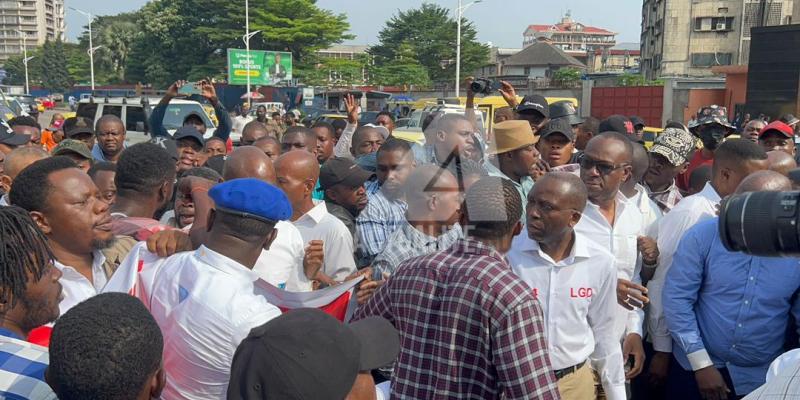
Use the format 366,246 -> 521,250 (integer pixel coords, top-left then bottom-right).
511,220 -> 522,237
30,211 -> 51,234
0,175 -> 11,194
150,366 -> 166,399
569,210 -> 583,228
205,209 -> 216,233
304,179 -> 315,197
325,188 -> 337,203
262,228 -> 279,251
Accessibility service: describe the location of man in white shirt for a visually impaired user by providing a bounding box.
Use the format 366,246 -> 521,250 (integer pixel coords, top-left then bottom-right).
143,178 -> 289,399
508,172 -> 624,400
646,138 -> 769,387
274,150 -> 357,285
575,132 -> 648,381
231,103 -> 252,134
10,156 -> 136,316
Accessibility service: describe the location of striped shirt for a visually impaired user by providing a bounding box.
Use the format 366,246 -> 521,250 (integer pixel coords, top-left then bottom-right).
353,238 -> 560,400
356,183 -> 408,263
0,329 -> 57,399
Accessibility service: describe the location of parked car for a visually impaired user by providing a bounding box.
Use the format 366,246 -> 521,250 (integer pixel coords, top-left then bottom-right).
9,95 -> 37,115
51,93 -> 64,102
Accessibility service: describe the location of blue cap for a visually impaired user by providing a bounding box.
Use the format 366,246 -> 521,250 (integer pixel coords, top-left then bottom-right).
208,178 -> 292,223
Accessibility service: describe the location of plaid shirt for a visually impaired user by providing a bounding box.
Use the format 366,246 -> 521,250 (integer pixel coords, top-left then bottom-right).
353,238 -> 560,400
0,329 -> 57,399
644,180 -> 683,213
371,221 -> 462,280
356,183 -> 408,263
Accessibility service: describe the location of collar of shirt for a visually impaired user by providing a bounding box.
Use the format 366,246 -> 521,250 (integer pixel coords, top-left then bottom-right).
55,250 -> 108,289
484,160 -> 534,188
297,201 -> 328,226
513,231 -> 592,267
698,181 -> 722,203
91,143 -> 126,162
451,237 -> 505,261
195,245 -> 260,282
645,179 -> 678,197
582,191 -> 635,228
400,220 -> 460,249
0,327 -> 21,340
0,194 -> 8,207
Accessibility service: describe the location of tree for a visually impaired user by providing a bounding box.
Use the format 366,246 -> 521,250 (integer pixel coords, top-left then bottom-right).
3,48 -> 43,86
77,13 -> 139,83
552,67 -> 582,87
371,44 -> 431,87
370,4 -> 489,84
40,38 -> 71,92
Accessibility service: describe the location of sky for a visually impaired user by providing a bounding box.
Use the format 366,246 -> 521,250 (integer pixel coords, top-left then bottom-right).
65,0 -> 644,47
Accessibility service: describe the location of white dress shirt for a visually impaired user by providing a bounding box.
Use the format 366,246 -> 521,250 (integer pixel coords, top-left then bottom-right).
253,220 -> 313,292
145,246 -> 282,400
293,201 -> 357,282
508,229 -> 625,400
647,181 -> 721,352
231,115 -> 253,134
575,192 -> 645,340
54,250 -> 107,316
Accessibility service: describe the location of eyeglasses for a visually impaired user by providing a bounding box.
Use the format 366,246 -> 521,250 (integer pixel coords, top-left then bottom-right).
578,154 -> 629,175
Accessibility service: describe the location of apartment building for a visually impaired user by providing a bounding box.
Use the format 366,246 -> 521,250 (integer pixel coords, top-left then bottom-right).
0,0 -> 64,62
523,11 -> 617,64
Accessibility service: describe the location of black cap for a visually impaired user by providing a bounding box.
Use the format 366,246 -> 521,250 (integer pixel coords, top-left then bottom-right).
629,115 -> 646,128
204,154 -> 226,176
549,100 -> 582,126
227,309 -> 399,400
599,115 -> 634,135
516,95 -> 549,118
173,125 -> 205,147
319,157 -> 373,190
780,114 -> 800,126
0,126 -> 30,147
148,137 -> 179,161
539,118 -> 576,141
63,116 -> 94,138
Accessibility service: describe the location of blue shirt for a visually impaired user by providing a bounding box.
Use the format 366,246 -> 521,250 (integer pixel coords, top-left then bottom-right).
91,142 -> 127,162
0,329 -> 57,399
664,218 -> 800,395
356,180 -> 408,263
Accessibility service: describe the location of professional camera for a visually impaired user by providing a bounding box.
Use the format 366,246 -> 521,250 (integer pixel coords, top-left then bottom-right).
719,191 -> 800,256
470,78 -> 501,95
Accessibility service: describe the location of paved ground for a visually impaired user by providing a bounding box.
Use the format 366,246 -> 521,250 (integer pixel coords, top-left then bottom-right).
37,107 -> 71,127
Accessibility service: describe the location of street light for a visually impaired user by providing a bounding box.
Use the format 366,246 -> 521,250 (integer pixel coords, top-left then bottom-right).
14,29 -> 30,94
70,7 -> 96,91
242,0 -> 263,108
455,0 -> 482,97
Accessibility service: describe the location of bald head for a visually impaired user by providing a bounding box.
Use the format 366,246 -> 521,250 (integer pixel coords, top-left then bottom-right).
222,146 -> 276,184
735,170 -> 792,194
533,172 -> 589,211
405,165 -> 457,204
3,146 -> 49,179
274,150 -> 319,182
404,165 -> 460,225
241,121 -> 271,146
767,150 -> 797,176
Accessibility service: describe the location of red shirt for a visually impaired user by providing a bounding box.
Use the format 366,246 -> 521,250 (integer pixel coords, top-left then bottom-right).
677,150 -> 713,192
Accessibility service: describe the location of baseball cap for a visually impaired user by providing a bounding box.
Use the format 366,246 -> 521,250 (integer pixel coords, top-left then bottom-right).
650,127 -> 696,167
629,115 -> 646,128
148,137 -> 179,161
319,157 -> 374,190
780,114 -> 800,127
549,100 -> 582,126
539,118 -> 576,141
689,105 -> 735,133
173,125 -> 205,147
360,123 -> 390,139
63,116 -> 94,138
599,115 -> 634,135
516,95 -> 549,118
52,139 -> 93,160
490,120 -> 538,154
227,309 -> 399,400
0,127 -> 31,147
759,121 -> 795,139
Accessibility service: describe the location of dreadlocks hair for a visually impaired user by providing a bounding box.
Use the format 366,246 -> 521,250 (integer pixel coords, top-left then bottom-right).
0,206 -> 54,309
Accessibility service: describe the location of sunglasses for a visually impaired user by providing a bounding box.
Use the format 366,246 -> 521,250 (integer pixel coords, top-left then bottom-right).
578,154 -> 629,176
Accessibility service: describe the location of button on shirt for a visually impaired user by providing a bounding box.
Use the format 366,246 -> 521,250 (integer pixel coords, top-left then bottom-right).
354,238 -> 560,400
356,184 -> 407,262
508,230 -> 625,400
648,181 -> 721,352
664,218 -> 800,395
294,201 -> 357,282
55,250 -> 108,316
372,221 -> 462,280
146,246 -> 282,400
575,192 -> 645,340
253,220 -> 312,292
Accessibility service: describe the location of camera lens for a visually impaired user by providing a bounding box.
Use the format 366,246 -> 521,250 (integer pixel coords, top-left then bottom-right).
719,191 -> 800,256
470,80 -> 486,94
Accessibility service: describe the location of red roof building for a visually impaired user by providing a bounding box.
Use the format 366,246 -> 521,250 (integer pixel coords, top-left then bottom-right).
523,12 -> 617,60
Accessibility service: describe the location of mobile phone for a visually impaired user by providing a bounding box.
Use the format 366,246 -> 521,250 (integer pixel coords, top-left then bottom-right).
178,82 -> 201,96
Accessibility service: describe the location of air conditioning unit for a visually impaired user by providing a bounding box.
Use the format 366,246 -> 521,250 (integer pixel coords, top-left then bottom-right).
716,22 -> 726,31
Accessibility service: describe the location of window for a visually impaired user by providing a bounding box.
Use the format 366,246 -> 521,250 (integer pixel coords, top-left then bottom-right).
524,67 -> 531,75
694,16 -> 735,31
102,105 -> 122,118
743,2 -> 783,38
125,106 -> 147,132
75,103 -> 97,120
691,52 -> 733,67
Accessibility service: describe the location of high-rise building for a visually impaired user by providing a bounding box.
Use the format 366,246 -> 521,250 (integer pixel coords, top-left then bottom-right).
523,11 -> 616,64
641,0 -> 793,80
0,0 -> 64,62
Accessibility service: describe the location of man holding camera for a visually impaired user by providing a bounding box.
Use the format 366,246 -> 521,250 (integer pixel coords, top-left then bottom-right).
664,170 -> 800,399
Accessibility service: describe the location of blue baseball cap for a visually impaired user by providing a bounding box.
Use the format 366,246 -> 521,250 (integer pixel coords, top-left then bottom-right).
208,178 -> 292,223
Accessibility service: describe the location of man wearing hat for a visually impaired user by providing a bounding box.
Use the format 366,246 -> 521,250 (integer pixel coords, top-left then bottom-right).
320,157 -> 373,238
550,100 -> 584,138
228,308 -> 400,400
61,116 -> 95,151
540,118 -> 579,170
643,127 -> 696,213
485,120 -> 538,215
599,115 -> 635,137
758,120 -> 796,156
677,105 -> 736,192
630,116 -> 646,141
0,123 -> 31,154
52,139 -> 94,172
173,125 -> 205,173
515,94 -> 550,134
139,178 -> 290,400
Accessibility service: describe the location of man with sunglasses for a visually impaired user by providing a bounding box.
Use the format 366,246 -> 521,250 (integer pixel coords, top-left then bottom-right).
508,172 -> 624,400
574,132 -> 649,385
643,127 -> 696,213
676,105 -> 737,192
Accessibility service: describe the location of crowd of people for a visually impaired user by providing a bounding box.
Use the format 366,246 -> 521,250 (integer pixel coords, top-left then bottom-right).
0,77 -> 800,400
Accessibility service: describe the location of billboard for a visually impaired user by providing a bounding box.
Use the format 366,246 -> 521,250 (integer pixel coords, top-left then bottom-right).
227,49 -> 292,86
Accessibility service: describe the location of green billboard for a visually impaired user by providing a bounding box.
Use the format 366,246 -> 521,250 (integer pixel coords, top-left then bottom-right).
227,49 -> 293,85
